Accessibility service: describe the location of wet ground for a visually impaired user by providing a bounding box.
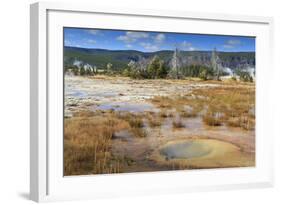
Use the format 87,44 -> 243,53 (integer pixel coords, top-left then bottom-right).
64,75 -> 219,116
65,75 -> 255,173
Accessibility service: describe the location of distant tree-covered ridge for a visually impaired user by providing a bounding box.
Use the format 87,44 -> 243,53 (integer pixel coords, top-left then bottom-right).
64,46 -> 255,82
64,46 -> 255,70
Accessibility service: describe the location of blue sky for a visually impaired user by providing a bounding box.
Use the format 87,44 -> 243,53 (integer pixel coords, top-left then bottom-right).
64,28 -> 255,52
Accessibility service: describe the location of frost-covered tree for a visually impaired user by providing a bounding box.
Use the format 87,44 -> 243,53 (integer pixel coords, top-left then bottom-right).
168,48 -> 183,79
211,48 -> 222,80
137,56 -> 149,72
126,57 -> 150,78
106,63 -> 113,72
93,66 -> 97,73
126,60 -> 140,78
127,60 -> 137,70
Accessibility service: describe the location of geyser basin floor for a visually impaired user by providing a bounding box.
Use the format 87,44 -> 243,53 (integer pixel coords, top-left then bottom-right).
154,139 -> 255,169
64,76 -> 255,175
160,140 -> 213,159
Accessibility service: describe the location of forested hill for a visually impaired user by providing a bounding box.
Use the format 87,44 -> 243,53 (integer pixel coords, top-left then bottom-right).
64,46 -> 255,70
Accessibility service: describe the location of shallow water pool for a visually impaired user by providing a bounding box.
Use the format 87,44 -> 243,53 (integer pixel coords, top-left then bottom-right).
94,102 -> 159,113
160,140 -> 212,160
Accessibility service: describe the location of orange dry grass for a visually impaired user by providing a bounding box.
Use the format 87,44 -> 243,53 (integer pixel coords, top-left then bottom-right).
150,84 -> 255,130
192,85 -> 255,129
179,108 -> 198,118
203,112 -> 224,126
147,113 -> 163,127
64,111 -> 152,175
114,112 -> 149,137
151,95 -> 204,117
64,115 -> 129,175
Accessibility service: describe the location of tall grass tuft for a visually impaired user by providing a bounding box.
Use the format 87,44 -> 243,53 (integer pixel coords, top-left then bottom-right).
64,114 -> 129,175
203,112 -> 224,126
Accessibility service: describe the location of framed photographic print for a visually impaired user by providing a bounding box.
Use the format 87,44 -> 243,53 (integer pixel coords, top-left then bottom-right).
30,2 -> 274,202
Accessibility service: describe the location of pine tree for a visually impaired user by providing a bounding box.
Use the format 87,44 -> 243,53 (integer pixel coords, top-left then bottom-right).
80,67 -> 85,76
148,55 -> 161,79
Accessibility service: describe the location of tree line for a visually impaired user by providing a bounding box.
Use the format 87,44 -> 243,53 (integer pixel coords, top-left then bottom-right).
64,48 -> 254,82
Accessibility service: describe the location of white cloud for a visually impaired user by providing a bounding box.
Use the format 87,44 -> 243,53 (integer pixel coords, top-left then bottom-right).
223,45 -> 234,49
179,41 -> 195,51
154,33 -> 165,43
64,39 -> 71,45
125,44 -> 133,48
86,29 -> 102,35
228,39 -> 241,45
223,39 -> 241,49
64,40 -> 81,47
117,31 -> 149,43
87,39 -> 96,44
139,42 -> 159,51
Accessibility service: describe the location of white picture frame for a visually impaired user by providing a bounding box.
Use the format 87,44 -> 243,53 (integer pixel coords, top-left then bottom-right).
30,1 -> 274,202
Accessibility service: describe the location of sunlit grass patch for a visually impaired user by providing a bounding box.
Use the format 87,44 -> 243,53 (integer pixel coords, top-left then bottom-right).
227,115 -> 255,130
179,110 -> 197,118
72,110 -> 97,117
193,85 -> 255,129
203,112 -> 224,126
150,96 -> 173,109
159,111 -> 174,118
149,84 -> 255,129
145,112 -> 163,127
111,111 -> 149,137
126,115 -> 144,128
131,127 -> 148,138
148,117 -> 162,127
64,113 -> 130,175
